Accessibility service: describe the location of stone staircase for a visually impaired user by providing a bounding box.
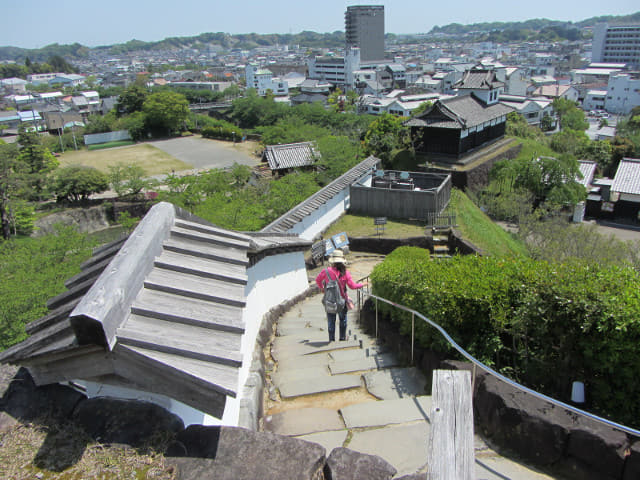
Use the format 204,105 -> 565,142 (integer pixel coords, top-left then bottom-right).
264,296 -> 431,477
431,226 -> 452,258
263,294 -> 556,479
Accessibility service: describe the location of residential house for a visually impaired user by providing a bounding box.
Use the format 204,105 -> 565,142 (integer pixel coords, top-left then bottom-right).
385,64 -> 407,88
583,90 -> 608,111
499,94 -> 554,127
245,65 -> 288,96
0,110 -> 20,133
0,77 -> 27,94
609,158 -> 640,218
289,79 -> 331,106
48,74 -> 86,88
533,84 -> 579,102
605,73 -> 640,114
571,64 -> 624,85
502,68 -> 528,96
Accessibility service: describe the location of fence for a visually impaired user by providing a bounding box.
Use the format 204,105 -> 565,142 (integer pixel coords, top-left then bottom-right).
353,278 -> 640,439
425,211 -> 457,228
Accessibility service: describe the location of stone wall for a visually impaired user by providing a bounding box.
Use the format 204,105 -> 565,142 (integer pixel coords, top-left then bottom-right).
357,306 -> 640,480
0,364 -> 411,480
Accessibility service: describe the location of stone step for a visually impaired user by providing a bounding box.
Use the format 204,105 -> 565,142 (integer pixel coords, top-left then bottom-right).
340,396 -> 432,429
271,364 -> 330,386
270,339 -> 361,362
329,353 -> 400,374
278,373 -> 362,399
263,408 -> 345,436
363,367 -> 428,400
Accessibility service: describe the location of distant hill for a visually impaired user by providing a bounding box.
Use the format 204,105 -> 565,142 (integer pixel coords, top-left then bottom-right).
0,31 -> 345,63
427,11 -> 640,39
0,11 -> 638,64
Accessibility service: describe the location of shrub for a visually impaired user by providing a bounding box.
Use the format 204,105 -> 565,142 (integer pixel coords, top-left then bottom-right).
371,248 -> 640,427
51,165 -> 109,202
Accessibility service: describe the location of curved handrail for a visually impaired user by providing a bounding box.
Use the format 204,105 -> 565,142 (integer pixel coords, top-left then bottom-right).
359,285 -> 640,438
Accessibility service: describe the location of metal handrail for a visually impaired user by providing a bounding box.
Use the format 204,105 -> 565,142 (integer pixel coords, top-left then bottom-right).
355,282 -> 640,438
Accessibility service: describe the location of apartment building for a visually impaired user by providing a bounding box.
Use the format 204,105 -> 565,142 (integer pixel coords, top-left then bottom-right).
592,23 -> 640,69
345,5 -> 385,62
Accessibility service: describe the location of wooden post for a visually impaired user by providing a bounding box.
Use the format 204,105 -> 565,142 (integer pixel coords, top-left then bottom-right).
427,370 -> 474,480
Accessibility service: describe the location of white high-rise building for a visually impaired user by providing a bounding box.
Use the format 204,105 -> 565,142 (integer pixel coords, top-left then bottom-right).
345,5 -> 385,63
592,23 -> 640,69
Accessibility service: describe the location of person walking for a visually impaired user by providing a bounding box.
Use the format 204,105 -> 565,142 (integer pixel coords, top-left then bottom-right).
315,250 -> 367,342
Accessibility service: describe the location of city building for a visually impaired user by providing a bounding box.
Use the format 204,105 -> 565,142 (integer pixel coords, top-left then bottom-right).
345,5 -> 385,62
592,23 -> 640,69
605,72 -> 640,114
245,64 -> 288,96
307,48 -> 361,90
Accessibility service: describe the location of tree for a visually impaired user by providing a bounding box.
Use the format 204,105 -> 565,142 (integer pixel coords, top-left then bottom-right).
108,163 -> 154,198
51,166 -> 109,203
0,143 -> 20,239
142,90 -> 189,136
492,154 -> 586,209
552,98 -> 588,131
116,111 -> 147,141
363,113 -> 409,166
16,128 -> 58,200
410,101 -> 433,118
116,84 -> 149,116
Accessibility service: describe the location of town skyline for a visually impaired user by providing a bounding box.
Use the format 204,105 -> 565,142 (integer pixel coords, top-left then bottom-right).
2,0 -> 638,50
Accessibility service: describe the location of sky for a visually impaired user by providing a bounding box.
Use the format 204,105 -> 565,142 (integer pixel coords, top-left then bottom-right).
2,0 -> 638,49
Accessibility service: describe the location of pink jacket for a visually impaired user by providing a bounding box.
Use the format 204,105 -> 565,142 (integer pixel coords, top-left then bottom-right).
315,266 -> 364,300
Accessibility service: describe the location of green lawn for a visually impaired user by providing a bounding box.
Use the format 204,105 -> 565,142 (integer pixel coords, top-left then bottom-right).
450,189 -> 528,257
325,188 -> 527,258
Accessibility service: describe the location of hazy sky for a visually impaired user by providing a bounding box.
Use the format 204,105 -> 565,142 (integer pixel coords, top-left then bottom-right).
2,0 -> 638,49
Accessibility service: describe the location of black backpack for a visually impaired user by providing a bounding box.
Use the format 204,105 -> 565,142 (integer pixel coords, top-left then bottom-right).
322,268 -> 345,314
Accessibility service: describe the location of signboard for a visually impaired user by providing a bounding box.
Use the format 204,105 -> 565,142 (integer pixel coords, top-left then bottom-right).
331,232 -> 349,250
374,217 -> 387,225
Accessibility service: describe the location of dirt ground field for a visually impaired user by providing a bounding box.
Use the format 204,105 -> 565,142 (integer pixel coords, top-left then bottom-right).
58,143 -> 191,175
57,136 -> 262,177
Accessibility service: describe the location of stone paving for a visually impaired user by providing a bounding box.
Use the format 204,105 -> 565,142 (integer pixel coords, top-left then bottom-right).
263,291 -> 557,479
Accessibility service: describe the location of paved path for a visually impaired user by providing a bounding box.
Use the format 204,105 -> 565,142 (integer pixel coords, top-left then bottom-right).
264,291 -> 556,479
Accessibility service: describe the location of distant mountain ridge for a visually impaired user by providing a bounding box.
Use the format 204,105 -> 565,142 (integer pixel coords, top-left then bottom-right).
0,11 -> 638,63
428,11 -> 640,35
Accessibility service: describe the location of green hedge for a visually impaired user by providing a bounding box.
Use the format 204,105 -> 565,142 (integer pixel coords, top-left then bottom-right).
201,121 -> 243,142
87,140 -> 135,151
371,247 -> 640,427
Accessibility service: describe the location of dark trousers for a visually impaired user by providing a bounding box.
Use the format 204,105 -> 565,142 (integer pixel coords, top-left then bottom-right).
327,307 -> 347,341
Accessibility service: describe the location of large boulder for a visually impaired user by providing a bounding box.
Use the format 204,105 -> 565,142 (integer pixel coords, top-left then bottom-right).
324,447 -> 397,480
474,371 -> 573,465
73,397 -> 184,447
0,366 -> 85,425
166,425 -> 325,480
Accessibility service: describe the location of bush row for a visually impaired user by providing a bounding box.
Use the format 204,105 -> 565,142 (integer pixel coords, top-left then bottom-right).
201,122 -> 243,142
370,247 -> 640,428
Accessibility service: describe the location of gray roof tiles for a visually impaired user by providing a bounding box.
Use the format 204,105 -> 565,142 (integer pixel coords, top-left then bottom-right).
405,95 -> 513,130
612,158 -> 640,195
261,155 -> 381,234
263,142 -> 319,171
454,69 -> 504,90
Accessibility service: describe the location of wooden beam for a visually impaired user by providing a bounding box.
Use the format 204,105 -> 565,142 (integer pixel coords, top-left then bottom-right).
70,202 -> 176,349
427,370 -> 474,480
26,348 -> 115,386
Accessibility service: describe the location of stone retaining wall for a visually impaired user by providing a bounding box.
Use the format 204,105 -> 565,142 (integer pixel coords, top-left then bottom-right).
358,305 -> 640,480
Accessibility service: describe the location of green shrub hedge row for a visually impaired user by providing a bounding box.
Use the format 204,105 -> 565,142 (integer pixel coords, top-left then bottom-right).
370,247 -> 640,427
201,122 -> 243,142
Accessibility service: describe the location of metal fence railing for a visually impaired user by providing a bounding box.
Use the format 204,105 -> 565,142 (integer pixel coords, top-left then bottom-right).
353,278 -> 640,438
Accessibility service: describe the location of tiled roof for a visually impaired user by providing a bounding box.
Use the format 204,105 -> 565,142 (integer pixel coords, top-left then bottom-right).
612,158 -> 640,195
454,69 -> 504,90
405,95 -> 513,129
262,155 -> 381,234
577,160 -> 597,187
0,203 -> 309,418
263,142 -> 319,171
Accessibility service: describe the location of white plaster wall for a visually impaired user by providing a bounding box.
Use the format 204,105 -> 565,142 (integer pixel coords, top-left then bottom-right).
224,251 -> 309,425
82,381 -> 219,427
289,189 -> 350,241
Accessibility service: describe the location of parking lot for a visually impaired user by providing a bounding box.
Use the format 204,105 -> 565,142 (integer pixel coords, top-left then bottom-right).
149,136 -> 261,171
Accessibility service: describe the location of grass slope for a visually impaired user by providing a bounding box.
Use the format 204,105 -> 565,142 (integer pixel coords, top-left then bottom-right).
450,189 -> 527,257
